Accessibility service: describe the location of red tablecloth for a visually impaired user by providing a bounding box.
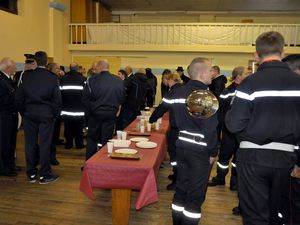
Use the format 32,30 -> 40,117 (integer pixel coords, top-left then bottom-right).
80,115 -> 169,210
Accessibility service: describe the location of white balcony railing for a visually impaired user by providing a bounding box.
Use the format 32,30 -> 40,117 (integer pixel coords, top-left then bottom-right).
69,23 -> 300,47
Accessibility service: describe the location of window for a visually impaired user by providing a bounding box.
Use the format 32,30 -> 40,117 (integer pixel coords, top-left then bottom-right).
0,0 -> 18,15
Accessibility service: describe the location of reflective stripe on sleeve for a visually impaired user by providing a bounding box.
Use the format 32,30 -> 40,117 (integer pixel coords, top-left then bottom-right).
183,210 -> 201,219
172,204 -> 184,212
178,137 -> 207,146
219,92 -> 236,99
236,90 -> 300,101
60,85 -> 84,90
180,130 -> 205,138
217,162 -> 229,169
231,162 -> 237,168
61,111 -> 85,116
161,98 -> 186,104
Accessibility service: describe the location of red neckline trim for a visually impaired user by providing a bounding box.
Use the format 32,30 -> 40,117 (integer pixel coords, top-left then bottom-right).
261,59 -> 281,63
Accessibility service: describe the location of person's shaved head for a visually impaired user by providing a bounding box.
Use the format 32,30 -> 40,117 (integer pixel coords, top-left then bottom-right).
69,62 -> 79,71
95,59 -> 109,73
188,57 -> 211,84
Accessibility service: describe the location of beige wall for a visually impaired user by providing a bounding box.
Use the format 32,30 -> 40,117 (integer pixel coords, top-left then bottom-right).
0,0 -> 70,65
118,13 -> 300,23
71,51 -> 254,104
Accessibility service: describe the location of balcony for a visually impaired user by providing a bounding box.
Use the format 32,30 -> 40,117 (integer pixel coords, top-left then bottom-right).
69,23 -> 300,53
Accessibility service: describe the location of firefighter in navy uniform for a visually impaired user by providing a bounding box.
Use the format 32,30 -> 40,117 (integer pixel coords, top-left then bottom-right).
278,54 -> 300,225
118,68 -> 148,130
0,58 -> 18,177
16,51 -> 62,184
82,59 -> 125,160
60,62 -> 86,149
149,72 -> 183,190
170,58 -> 219,225
226,32 -> 300,225
208,66 -> 250,190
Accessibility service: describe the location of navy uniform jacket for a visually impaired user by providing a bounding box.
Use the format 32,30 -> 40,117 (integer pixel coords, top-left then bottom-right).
60,71 -> 86,116
169,80 -> 219,157
0,71 -> 17,115
218,82 -> 238,129
15,67 -> 62,119
82,71 -> 125,116
149,83 -> 183,128
123,72 -> 148,112
209,75 -> 227,98
226,61 -> 300,167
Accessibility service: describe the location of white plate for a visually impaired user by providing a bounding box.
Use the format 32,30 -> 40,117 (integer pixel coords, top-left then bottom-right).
130,137 -> 149,142
109,140 -> 131,147
136,141 -> 157,149
115,149 -> 138,154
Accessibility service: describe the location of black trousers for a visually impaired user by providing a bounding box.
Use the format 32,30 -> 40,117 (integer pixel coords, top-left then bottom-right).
280,176 -> 300,225
172,146 -> 210,225
50,116 -> 61,160
168,128 -> 178,164
118,107 -> 140,130
216,128 -> 239,178
64,116 -> 84,148
237,160 -> 292,225
23,116 -> 54,177
0,114 -> 18,173
86,113 -> 116,160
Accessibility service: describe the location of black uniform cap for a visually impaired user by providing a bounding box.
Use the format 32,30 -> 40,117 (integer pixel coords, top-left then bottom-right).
24,54 -> 35,64
176,66 -> 184,72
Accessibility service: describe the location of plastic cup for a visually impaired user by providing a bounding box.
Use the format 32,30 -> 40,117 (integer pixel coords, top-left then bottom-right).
140,125 -> 145,133
147,123 -> 151,132
116,130 -> 122,140
107,142 -> 113,154
121,131 -> 127,140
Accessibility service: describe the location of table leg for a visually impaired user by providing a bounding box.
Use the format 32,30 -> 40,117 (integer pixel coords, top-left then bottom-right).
112,189 -> 132,225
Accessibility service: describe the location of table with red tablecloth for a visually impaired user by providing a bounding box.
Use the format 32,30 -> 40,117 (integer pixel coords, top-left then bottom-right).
80,114 -> 169,225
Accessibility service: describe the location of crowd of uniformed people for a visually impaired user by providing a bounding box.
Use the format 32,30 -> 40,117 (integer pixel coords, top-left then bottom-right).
0,31 -> 300,225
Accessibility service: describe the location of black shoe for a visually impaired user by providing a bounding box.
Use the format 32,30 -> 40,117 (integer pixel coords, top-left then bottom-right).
65,145 -> 72,150
230,176 -> 237,191
28,174 -> 37,183
11,166 -> 21,172
232,206 -> 242,216
51,158 -> 60,166
0,171 -> 18,177
166,181 -> 176,190
208,176 -> 225,187
39,175 -> 59,184
56,139 -> 65,145
230,184 -> 237,191
168,174 -> 175,180
76,145 -> 85,149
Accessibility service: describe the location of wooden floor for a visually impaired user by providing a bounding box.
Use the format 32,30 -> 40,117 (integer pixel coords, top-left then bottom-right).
0,130 -> 242,225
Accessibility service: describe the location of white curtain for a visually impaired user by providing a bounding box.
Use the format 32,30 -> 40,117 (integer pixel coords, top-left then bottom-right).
86,24 -> 300,46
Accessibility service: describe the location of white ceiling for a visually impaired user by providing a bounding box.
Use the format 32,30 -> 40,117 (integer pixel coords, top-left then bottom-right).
99,0 -> 300,12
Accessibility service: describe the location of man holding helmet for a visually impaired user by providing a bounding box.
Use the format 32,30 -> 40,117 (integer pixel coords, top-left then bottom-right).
166,58 -> 219,225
